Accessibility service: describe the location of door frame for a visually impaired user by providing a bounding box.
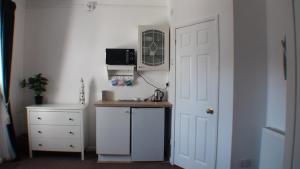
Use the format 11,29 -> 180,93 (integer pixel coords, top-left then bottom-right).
171,15 -> 220,169
284,0 -> 298,168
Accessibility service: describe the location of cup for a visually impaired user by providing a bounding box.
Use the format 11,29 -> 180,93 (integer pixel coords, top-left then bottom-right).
102,90 -> 114,101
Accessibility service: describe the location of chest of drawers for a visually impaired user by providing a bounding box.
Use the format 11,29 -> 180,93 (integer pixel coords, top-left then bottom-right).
26,104 -> 87,160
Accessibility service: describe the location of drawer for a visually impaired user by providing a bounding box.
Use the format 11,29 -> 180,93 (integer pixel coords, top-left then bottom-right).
31,138 -> 81,152
30,125 -> 81,139
29,111 -> 81,125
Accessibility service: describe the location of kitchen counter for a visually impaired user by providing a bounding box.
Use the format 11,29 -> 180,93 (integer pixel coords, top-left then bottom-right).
94,100 -> 172,108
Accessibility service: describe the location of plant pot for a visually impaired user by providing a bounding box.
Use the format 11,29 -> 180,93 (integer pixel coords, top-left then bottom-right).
34,96 -> 43,105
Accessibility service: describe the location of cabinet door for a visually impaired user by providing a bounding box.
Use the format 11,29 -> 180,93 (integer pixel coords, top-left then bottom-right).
96,107 -> 130,155
131,108 -> 165,161
138,25 -> 169,71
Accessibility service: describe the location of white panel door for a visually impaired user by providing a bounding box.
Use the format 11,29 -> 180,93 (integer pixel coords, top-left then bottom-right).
96,107 -> 130,155
175,18 -> 219,169
265,0 -> 293,131
293,0 -> 300,168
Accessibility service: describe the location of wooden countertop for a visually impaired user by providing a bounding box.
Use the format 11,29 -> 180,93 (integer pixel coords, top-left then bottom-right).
94,100 -> 172,108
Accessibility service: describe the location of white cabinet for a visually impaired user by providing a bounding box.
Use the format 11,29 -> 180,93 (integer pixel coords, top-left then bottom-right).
96,107 -> 131,157
138,25 -> 169,71
96,105 -> 166,162
26,104 -> 87,160
131,108 -> 165,161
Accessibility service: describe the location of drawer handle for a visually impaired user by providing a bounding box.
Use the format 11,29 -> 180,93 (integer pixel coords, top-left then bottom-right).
38,144 -> 43,147
69,131 -> 74,135
38,131 -> 42,134
69,145 -> 74,148
69,118 -> 74,121
37,117 -> 42,120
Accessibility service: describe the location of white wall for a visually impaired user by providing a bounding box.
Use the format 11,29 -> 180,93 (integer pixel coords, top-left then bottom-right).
11,0 -> 26,137
232,0 -> 267,169
169,0 -> 234,169
23,0 -> 169,147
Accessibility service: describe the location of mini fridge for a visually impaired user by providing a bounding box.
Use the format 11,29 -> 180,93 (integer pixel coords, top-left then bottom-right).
131,108 -> 165,161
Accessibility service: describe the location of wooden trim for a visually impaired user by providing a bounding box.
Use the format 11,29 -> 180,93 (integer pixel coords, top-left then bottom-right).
283,0 -> 298,168
174,15 -> 219,30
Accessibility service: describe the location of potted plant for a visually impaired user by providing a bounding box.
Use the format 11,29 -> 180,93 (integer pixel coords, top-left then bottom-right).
21,73 -> 48,104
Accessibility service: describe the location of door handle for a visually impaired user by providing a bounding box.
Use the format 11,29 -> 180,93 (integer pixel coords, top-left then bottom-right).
281,34 -> 287,80
206,107 -> 214,114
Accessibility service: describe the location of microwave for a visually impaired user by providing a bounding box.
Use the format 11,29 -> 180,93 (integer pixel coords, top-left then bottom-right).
106,49 -> 135,65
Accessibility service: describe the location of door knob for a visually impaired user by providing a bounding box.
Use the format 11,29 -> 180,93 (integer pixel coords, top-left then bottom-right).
206,107 -> 214,114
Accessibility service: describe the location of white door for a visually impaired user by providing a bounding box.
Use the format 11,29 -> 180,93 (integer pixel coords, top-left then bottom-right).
263,0 -> 296,168
175,18 -> 219,169
265,0 -> 294,131
292,0 -> 300,168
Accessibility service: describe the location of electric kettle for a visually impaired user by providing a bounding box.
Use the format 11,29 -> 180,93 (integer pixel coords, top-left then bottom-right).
152,89 -> 164,102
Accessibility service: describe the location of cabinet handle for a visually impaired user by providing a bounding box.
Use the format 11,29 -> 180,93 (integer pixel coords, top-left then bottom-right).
69,131 -> 74,135
37,117 -> 42,120
69,145 -> 74,148
38,131 -> 42,134
69,118 -> 74,121
38,144 -> 43,147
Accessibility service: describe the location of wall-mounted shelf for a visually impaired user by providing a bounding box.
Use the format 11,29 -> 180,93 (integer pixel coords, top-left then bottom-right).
107,65 -> 135,71
107,65 -> 135,86
107,65 -> 135,79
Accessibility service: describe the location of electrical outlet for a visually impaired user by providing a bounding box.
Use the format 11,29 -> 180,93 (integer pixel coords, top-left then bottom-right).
240,159 -> 252,168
